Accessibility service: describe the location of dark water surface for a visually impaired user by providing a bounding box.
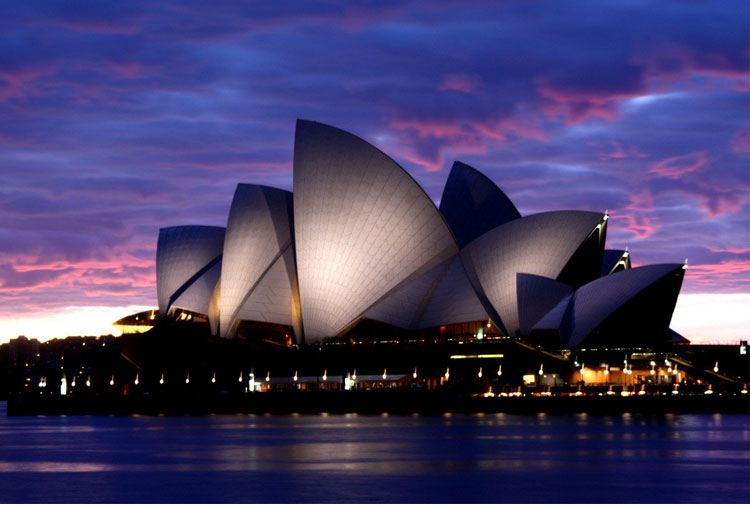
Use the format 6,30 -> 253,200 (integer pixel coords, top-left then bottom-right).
0,401 -> 747,503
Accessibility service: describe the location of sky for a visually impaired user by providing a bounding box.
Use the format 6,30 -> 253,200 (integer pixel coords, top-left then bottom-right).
0,1 -> 748,344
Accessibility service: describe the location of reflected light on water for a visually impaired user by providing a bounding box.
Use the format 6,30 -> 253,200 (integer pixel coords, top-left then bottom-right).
0,403 -> 747,503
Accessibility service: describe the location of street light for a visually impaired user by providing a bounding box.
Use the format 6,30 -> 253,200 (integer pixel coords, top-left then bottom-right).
478,367 -> 483,378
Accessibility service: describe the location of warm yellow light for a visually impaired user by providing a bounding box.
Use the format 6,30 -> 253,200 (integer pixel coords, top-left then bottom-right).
134,374 -> 139,386
159,373 -> 164,385
444,368 -> 450,380
323,369 -> 328,381
294,370 -> 298,382
450,354 -> 503,359
109,375 -> 114,386
212,373 -> 217,383
478,367 -> 483,378
0,305 -> 153,343
185,374 -> 190,384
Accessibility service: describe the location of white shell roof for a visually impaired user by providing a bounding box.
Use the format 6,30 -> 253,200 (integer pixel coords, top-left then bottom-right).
171,260 -> 222,317
361,257 -> 451,330
417,256 -> 489,329
439,161 -> 521,248
232,246 -> 301,340
461,210 -> 605,336
293,120 -> 458,341
156,225 -> 225,316
218,184 -> 298,338
559,263 -> 685,348
516,274 -> 574,336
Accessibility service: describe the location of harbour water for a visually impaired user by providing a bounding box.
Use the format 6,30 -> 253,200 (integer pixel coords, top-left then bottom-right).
0,401 -> 747,503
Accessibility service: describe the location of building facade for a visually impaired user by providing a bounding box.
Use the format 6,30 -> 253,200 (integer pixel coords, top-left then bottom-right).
146,120 -> 686,350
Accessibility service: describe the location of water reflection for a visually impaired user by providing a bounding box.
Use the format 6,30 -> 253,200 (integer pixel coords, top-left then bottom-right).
0,402 -> 747,503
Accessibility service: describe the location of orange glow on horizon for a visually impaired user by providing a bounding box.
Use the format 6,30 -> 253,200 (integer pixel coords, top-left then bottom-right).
0,293 -> 747,345
0,305 -> 152,344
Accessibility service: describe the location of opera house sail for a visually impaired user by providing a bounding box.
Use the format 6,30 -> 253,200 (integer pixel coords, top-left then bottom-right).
156,225 -> 225,318
218,184 -> 300,340
146,119 -> 686,350
293,120 -> 458,342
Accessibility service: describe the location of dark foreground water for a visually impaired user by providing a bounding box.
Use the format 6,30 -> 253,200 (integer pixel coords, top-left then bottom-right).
0,401 -> 748,503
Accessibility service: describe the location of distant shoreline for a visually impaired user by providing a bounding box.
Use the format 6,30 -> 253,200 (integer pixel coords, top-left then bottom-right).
6,391 -> 749,416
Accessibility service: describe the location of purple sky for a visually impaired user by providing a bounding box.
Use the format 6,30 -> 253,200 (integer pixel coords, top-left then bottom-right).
1,1 -> 748,343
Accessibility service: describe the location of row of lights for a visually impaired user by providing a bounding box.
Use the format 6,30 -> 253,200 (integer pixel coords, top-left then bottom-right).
38,356 -> 730,389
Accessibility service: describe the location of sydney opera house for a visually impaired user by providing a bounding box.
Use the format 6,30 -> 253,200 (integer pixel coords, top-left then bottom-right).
146,120 -> 687,351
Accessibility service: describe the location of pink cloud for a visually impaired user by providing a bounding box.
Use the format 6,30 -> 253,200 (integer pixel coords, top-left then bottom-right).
439,74 -> 483,93
609,190 -> 656,239
707,247 -> 750,255
105,61 -> 142,78
387,115 -> 548,171
699,193 -> 745,218
595,140 -> 649,161
649,151 -> 709,178
684,260 -> 750,289
613,213 -> 656,239
0,66 -> 58,102
537,86 -> 645,125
